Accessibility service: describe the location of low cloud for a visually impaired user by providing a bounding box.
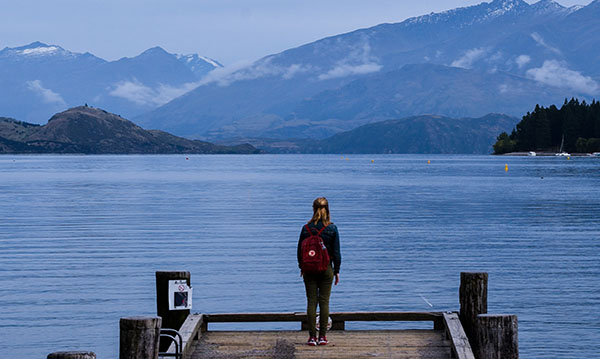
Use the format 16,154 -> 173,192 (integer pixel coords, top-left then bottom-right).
526,60 -> 599,95
451,48 -> 486,69
515,55 -> 531,69
109,80 -> 198,106
26,80 -> 66,105
498,84 -> 510,94
531,33 -> 561,55
318,63 -> 382,80
318,40 -> 382,80
197,59 -> 311,87
283,64 -> 310,80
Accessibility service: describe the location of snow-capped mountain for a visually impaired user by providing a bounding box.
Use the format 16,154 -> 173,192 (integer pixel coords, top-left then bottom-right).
136,0 -> 600,140
0,41 -> 101,61
177,54 -> 223,78
0,42 -> 222,123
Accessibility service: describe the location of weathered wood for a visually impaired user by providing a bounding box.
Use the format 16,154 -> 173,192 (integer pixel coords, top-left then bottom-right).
119,316 -> 161,359
476,314 -> 518,359
204,311 -> 442,323
434,317 -> 445,330
189,330 -> 452,359
459,272 -> 488,354
443,312 -> 475,359
47,352 -> 96,359
166,314 -> 203,358
330,320 -> 345,330
332,311 -> 443,322
156,270 -> 190,351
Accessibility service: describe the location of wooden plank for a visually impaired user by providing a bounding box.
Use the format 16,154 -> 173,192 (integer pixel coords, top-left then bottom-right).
443,312 -> 475,359
331,311 -> 442,322
203,312 -> 305,323
189,330 -> 452,359
203,311 -> 442,323
165,313 -> 203,358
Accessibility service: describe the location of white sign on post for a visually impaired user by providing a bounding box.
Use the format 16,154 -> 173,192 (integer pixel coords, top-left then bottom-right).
168,279 -> 192,311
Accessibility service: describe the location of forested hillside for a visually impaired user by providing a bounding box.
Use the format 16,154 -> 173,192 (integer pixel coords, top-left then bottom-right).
493,99 -> 600,154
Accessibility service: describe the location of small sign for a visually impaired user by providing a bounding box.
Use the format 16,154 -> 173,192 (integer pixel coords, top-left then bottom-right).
168,279 -> 192,310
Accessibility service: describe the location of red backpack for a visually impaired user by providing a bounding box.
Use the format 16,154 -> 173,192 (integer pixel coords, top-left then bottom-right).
300,224 -> 330,274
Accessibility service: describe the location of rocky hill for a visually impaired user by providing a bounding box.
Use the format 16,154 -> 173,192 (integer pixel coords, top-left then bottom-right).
0,107 -> 258,154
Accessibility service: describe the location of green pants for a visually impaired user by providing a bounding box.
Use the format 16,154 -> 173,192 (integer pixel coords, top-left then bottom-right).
303,266 -> 334,337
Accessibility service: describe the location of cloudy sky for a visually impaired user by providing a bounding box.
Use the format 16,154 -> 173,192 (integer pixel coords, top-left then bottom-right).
2,0 -> 592,65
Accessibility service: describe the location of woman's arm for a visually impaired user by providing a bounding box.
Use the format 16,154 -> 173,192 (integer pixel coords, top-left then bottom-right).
332,225 -> 341,275
297,227 -> 305,271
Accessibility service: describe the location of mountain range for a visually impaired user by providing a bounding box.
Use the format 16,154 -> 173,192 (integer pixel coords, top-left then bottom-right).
2,0 -> 599,152
221,113 -> 519,154
0,106 -> 257,154
0,42 -> 221,123
135,0 -> 600,140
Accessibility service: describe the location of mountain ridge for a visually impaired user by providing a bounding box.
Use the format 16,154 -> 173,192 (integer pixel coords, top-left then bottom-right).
0,106 -> 258,154
0,42 -> 222,123
136,0 -> 600,140
219,113 -> 519,154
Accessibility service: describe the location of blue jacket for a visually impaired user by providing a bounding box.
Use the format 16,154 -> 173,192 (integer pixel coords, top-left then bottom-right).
297,221 -> 341,275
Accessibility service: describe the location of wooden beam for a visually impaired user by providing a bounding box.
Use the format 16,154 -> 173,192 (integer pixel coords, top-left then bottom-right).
475,314 -> 518,359
119,317 -> 161,359
443,312 -> 475,359
331,311 -> 442,322
166,314 -> 204,358
204,312 -> 306,323
203,311 -> 443,323
459,271 -> 488,355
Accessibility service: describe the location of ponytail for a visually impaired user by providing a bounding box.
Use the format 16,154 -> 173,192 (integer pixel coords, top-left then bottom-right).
309,197 -> 331,226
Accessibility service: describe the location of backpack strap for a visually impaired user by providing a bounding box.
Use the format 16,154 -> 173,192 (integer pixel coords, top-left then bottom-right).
305,223 -> 328,236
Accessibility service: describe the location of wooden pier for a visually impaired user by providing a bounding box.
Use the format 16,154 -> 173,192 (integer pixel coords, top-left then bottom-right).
47,272 -> 518,359
167,311 -> 473,359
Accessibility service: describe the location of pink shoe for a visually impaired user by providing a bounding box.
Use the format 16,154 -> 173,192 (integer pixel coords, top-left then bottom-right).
318,336 -> 329,345
307,336 -> 317,346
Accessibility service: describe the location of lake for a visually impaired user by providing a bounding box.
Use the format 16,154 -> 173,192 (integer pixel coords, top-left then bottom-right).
0,154 -> 598,358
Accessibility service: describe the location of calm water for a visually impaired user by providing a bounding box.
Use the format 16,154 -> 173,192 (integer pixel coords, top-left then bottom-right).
0,154 -> 598,358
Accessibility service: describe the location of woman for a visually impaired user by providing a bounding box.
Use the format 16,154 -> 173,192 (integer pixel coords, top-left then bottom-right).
297,197 -> 341,346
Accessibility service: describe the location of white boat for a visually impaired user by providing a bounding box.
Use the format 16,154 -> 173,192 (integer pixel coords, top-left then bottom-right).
591,152 -> 600,157
555,135 -> 570,157
528,151 -> 536,156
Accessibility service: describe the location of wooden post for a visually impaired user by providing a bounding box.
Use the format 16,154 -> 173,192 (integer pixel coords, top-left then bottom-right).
330,320 -> 345,330
476,314 -> 518,359
119,316 -> 162,359
459,272 -> 488,354
156,271 -> 191,351
47,352 -> 96,359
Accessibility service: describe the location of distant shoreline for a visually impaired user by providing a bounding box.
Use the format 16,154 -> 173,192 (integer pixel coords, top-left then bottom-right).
500,152 -> 595,157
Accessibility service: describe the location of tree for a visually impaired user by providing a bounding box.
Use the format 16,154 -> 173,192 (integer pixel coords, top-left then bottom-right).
493,132 -> 516,154
493,98 -> 600,154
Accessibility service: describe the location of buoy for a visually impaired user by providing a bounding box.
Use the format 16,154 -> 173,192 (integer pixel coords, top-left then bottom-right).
505,164 -> 508,172
345,157 -> 349,161
371,159 -> 374,163
186,157 -> 189,160
427,160 -> 431,164
567,156 -> 570,160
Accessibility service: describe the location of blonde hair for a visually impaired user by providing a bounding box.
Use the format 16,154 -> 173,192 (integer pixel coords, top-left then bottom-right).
309,197 -> 331,226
